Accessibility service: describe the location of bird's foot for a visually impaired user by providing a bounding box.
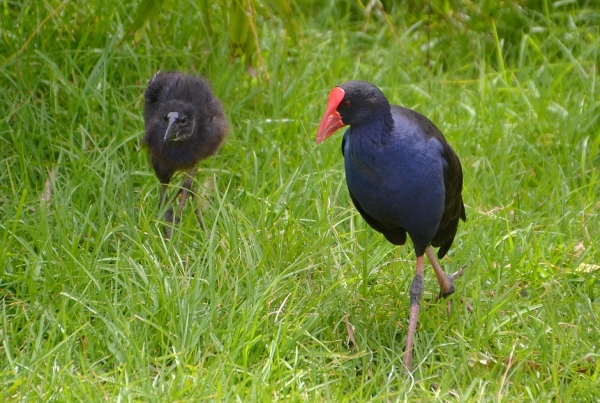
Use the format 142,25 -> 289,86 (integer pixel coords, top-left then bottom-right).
438,264 -> 467,298
437,265 -> 472,315
162,206 -> 179,239
194,208 -> 206,233
449,265 -> 467,281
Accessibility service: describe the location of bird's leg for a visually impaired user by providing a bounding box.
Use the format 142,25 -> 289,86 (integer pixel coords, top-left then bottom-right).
194,206 -> 206,232
404,255 -> 425,372
425,246 -> 461,297
175,169 -> 194,219
175,167 -> 206,231
425,246 -> 468,313
160,182 -> 175,239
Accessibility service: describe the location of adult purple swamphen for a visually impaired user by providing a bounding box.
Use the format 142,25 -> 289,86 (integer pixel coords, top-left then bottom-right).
316,80 -> 466,371
143,71 -> 228,238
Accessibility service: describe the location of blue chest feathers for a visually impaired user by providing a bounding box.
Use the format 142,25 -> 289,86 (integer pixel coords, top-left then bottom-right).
342,125 -> 446,242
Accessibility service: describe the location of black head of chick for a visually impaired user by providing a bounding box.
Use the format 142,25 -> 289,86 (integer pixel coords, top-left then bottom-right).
142,71 -> 228,238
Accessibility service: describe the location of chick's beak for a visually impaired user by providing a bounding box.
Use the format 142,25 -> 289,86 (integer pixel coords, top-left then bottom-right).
164,112 -> 180,142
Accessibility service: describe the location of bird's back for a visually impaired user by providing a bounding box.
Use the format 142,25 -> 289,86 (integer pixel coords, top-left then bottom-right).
144,72 -> 214,119
344,105 -> 465,257
393,106 -> 466,257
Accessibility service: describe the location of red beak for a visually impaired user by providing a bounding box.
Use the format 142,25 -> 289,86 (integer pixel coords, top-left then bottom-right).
316,87 -> 346,144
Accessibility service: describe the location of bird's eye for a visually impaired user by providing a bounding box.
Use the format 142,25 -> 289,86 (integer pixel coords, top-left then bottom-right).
180,116 -> 188,124
342,100 -> 351,107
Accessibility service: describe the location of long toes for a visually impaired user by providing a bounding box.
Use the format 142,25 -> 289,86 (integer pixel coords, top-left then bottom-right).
449,264 -> 467,281
439,266 -> 467,299
446,297 -> 474,316
164,206 -> 175,223
164,215 -> 180,226
460,297 -> 474,313
195,208 -> 206,232
163,207 -> 178,239
439,286 -> 456,299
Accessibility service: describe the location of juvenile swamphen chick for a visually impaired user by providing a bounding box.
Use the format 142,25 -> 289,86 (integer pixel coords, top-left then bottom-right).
143,71 -> 227,238
316,80 -> 466,371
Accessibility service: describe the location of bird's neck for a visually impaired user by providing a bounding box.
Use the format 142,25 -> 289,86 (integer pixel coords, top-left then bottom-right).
350,110 -> 394,145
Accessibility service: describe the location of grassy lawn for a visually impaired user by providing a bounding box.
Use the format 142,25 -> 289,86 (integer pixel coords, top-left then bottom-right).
1,1 -> 599,401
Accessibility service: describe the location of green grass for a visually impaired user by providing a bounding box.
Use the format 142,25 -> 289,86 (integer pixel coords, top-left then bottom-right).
1,0 -> 599,401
